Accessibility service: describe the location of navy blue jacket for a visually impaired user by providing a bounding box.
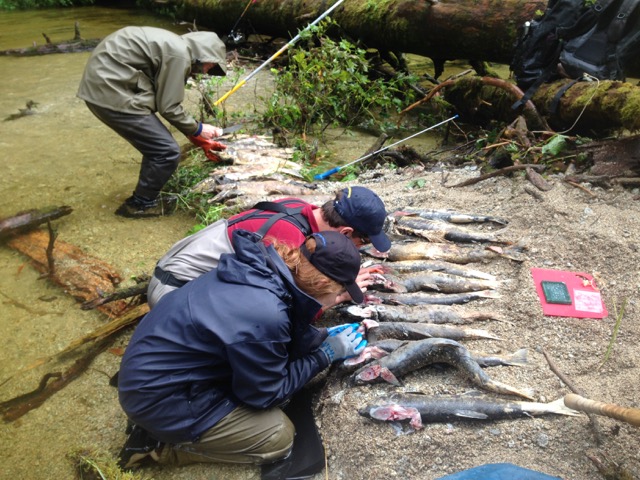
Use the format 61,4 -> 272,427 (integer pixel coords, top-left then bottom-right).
118,230 -> 330,444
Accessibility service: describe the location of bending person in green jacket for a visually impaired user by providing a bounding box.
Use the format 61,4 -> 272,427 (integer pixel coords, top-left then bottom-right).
77,26 -> 227,218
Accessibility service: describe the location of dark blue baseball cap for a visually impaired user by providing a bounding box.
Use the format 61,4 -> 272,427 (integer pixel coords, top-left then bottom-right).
301,231 -> 364,304
334,186 -> 391,252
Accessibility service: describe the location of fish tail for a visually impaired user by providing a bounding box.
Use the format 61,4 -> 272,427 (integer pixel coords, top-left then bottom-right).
549,397 -> 581,416
500,245 -> 527,262
474,290 -> 501,299
465,311 -> 505,322
465,328 -> 502,340
380,367 -> 402,386
504,348 -> 529,366
488,380 -> 535,400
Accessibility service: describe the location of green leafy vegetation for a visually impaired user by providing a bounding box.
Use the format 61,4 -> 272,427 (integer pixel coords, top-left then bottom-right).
0,0 -> 93,9
260,19 -> 418,137
67,448 -> 151,480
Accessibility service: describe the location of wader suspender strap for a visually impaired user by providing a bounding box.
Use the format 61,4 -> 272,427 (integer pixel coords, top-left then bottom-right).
227,200 -> 312,239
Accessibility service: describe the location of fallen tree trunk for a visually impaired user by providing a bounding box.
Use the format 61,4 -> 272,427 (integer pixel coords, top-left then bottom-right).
176,0 -> 640,78
438,76 -> 640,137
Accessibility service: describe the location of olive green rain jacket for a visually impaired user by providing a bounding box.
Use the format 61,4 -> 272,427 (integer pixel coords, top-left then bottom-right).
77,26 -> 226,136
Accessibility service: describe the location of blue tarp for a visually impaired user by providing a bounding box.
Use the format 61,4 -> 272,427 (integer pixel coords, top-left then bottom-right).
436,463 -> 562,479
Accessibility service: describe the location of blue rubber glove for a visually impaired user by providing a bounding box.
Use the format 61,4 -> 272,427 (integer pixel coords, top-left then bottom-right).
320,324 -> 367,363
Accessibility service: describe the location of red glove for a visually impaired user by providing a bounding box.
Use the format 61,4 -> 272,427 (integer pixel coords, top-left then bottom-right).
188,135 -> 227,162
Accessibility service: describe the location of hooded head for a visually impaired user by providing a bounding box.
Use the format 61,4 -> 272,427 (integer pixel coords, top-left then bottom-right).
182,31 -> 227,76
300,231 -> 364,304
333,186 -> 391,252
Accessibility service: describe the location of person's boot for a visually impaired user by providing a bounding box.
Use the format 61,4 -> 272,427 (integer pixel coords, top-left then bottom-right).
115,194 -> 177,218
117,424 -> 163,470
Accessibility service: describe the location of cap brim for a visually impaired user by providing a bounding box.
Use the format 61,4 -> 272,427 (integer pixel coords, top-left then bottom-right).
346,283 -> 364,304
369,230 -> 391,253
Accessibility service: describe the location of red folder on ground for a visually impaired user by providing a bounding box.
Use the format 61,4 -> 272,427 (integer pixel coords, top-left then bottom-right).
531,268 -> 608,319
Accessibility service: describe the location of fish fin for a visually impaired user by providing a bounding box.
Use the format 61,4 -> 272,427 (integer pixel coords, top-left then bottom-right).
380,368 -> 402,386
454,409 -> 489,420
475,290 -> 501,299
505,348 -> 529,366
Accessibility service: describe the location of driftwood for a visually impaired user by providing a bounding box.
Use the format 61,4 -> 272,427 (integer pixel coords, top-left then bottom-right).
0,22 -> 100,56
0,303 -> 149,391
445,164 -> 546,188
0,205 -> 72,239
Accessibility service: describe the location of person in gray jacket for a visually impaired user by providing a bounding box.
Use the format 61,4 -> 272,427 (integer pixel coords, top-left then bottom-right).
77,26 -> 227,218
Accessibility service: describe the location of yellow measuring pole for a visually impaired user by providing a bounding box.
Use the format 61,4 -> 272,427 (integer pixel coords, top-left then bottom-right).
214,0 -> 346,106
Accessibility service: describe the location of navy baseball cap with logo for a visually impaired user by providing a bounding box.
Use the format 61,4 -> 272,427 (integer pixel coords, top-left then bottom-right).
301,231 -> 364,304
333,186 -> 391,252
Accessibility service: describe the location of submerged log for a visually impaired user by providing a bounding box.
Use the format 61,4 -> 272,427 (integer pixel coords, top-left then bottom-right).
1,38 -> 101,56
0,22 -> 100,56
1,227 -> 148,420
6,230 -> 126,316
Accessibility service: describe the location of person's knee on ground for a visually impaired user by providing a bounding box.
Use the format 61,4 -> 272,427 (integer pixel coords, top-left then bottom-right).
158,406 -> 294,466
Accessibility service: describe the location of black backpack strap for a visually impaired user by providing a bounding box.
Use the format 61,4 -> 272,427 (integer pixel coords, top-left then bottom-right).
549,78 -> 582,115
512,69 -> 555,110
608,0 -> 639,41
228,200 -> 313,240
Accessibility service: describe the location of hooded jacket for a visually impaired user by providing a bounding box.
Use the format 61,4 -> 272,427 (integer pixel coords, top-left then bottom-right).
118,230 -> 330,444
77,26 -> 226,136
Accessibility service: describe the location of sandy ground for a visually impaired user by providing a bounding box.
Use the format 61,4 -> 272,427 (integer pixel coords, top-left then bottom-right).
3,158 -> 640,480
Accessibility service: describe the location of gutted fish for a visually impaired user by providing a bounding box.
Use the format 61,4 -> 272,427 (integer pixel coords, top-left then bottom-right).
365,320 -> 500,342
374,271 -> 501,294
398,208 -> 509,226
343,304 -> 502,324
352,338 -> 534,399
369,289 -> 500,306
345,339 -> 527,369
359,393 -> 579,430
391,215 -> 509,244
377,260 -> 496,281
361,241 -> 526,264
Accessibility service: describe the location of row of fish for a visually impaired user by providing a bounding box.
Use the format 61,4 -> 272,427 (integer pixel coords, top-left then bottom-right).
189,150 -> 573,429
190,147 -> 576,430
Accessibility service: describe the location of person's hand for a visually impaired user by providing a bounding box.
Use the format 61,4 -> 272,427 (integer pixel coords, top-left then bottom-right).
199,123 -> 223,139
319,323 -> 367,363
188,135 -> 227,162
333,265 -> 383,305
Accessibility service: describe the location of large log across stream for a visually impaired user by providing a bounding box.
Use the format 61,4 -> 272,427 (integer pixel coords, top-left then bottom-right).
177,0 -> 640,78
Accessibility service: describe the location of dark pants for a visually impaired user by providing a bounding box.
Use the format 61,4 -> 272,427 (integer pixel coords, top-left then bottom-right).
85,102 -> 181,200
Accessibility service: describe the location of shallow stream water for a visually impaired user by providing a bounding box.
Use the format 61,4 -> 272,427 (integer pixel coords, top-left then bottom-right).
0,7 -> 443,479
